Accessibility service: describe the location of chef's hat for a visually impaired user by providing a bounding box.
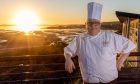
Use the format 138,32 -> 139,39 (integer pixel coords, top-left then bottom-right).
87,2 -> 103,21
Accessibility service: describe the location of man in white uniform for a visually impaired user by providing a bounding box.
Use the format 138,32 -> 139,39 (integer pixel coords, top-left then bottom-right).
64,2 -> 136,84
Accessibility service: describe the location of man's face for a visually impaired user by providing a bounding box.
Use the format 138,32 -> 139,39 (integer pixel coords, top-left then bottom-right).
86,19 -> 101,33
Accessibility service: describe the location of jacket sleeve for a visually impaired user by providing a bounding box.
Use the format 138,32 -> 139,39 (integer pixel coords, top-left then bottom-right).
64,36 -> 79,58
114,33 -> 136,54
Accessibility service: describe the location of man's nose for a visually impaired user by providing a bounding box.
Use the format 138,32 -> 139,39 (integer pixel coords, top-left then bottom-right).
90,25 -> 97,28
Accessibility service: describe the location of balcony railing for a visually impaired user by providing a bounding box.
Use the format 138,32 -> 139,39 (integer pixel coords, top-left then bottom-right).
0,52 -> 140,84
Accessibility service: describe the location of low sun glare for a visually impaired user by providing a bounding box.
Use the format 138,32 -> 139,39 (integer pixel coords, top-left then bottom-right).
12,10 -> 41,33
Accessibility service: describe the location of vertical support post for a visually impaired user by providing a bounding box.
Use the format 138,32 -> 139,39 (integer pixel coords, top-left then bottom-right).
127,17 -> 130,38
19,64 -> 24,84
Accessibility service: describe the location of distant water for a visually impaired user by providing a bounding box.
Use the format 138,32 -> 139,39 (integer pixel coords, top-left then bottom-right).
0,25 -> 86,43
0,26 -> 117,44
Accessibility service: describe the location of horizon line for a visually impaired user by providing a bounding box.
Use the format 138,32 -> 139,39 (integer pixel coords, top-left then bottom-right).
0,21 -> 120,26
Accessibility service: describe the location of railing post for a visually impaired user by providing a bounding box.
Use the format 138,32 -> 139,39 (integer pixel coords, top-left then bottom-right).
19,64 -> 24,84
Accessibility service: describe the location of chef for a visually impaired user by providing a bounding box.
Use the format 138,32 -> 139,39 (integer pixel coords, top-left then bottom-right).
64,2 -> 136,84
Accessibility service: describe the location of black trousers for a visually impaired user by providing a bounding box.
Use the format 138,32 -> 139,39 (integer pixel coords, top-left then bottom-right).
83,79 -> 117,84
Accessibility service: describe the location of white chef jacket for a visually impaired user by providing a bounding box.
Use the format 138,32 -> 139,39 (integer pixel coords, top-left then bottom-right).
64,30 -> 136,83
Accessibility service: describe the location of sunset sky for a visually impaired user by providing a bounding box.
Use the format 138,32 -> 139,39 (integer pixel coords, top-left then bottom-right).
0,0 -> 140,25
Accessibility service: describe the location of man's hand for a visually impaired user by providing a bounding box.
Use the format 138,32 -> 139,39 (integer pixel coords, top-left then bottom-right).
65,58 -> 75,73
116,61 -> 124,71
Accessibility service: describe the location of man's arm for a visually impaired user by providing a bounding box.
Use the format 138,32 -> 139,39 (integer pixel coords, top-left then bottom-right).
116,52 -> 130,71
64,36 -> 78,73
113,33 -> 136,71
64,37 -> 78,73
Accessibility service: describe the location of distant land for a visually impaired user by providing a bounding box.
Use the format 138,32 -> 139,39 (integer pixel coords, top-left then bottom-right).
0,21 -> 122,30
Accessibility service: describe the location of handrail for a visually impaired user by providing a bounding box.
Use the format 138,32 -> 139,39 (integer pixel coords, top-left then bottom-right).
0,63 -> 65,68
0,52 -> 139,58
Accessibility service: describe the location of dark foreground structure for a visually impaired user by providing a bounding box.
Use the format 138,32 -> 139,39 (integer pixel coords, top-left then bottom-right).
116,11 -> 140,52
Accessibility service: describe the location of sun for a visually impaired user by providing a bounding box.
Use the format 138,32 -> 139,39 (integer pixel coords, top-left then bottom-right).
12,10 -> 41,33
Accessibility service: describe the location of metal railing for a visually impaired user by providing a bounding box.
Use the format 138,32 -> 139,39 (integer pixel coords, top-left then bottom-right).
0,52 -> 140,84
0,63 -> 81,84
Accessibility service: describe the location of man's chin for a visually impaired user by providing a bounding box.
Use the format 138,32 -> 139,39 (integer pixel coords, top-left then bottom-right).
88,28 -> 98,31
